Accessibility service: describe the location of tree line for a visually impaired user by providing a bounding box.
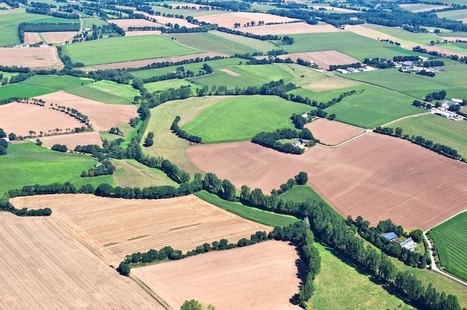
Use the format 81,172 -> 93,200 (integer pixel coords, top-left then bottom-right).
0,129 -> 8,156
170,116 -> 202,143
251,128 -> 315,155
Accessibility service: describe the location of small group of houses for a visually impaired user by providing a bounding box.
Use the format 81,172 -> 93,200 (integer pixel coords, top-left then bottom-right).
382,232 -> 418,252
394,58 -> 440,74
336,66 -> 375,74
433,98 -> 464,121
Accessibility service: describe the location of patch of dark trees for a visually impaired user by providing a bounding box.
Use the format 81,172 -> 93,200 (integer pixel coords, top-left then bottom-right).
251,128 -> 315,155
171,116 -> 202,143
0,199 -> 52,217
50,144 -> 68,153
329,62 -> 361,71
81,159 -> 116,177
423,60 -> 444,67
363,57 -> 395,69
1,0 -> 27,9
416,69 -> 436,77
0,129 -> 8,156
143,132 -> 154,147
217,27 -> 281,41
425,90 -> 446,102
393,55 -> 420,62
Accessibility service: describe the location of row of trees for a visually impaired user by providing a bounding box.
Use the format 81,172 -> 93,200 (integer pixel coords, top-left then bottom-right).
0,129 -> 8,156
171,116 -> 202,143
251,128 -> 315,155
51,144 -> 68,153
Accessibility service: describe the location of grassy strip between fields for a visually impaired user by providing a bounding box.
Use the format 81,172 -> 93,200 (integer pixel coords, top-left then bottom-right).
195,190 -> 299,227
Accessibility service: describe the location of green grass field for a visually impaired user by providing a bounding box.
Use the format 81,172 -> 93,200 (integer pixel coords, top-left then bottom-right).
0,84 -> 55,100
62,35 -> 198,66
430,212 -> 467,281
0,71 -> 18,83
0,143 -> 114,195
311,243 -> 412,310
388,114 -> 467,159
81,17 -> 108,29
182,95 -> 309,143
99,121 -> 134,142
365,25 -> 441,45
65,81 -> 138,105
145,79 -> 201,93
20,75 -> 92,91
195,190 -> 299,227
114,159 -> 178,188
437,9 -> 467,20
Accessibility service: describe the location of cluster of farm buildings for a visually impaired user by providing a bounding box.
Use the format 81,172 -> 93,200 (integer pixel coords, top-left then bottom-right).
383,232 -> 418,252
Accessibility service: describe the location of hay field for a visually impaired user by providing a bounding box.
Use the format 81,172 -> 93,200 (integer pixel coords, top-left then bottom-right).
132,241 -> 300,310
0,47 -> 63,70
196,12 -> 299,28
24,32 -> 41,45
0,102 -> 83,137
0,213 -> 162,309
305,119 -> 365,145
187,133 -> 467,230
12,194 -> 271,265
41,31 -> 77,43
40,131 -> 103,149
344,25 -> 419,48
243,23 -> 339,35
279,50 -> 359,69
38,91 -> 137,131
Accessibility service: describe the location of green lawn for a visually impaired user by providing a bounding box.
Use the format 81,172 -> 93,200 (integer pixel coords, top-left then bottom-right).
430,212 -> 467,281
66,82 -> 137,105
311,243 -> 412,310
0,143 -> 114,195
62,35 -> 198,66
145,79 -> 201,93
20,75 -> 92,91
182,95 -> 309,143
195,190 -> 299,227
388,113 -> 467,159
0,84 -> 55,100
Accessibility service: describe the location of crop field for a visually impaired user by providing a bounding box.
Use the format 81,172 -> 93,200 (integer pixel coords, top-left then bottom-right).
437,9 -> 467,21
138,12 -> 197,29
143,96 -> 225,174
0,47 -> 63,70
182,95 -> 308,143
209,30 -> 278,53
280,184 -> 332,206
279,50 -> 359,70
110,18 -> 158,30
0,102 -> 83,137
430,212 -> 467,281
38,91 -> 137,131
21,75 -> 92,91
362,24 -> 441,45
11,194 -> 271,265
83,80 -> 140,104
305,118 -> 365,145
388,113 -> 467,159
39,131 -> 103,149
196,12 -> 299,29
145,79 -> 201,94
131,241 -> 300,310
66,85 -> 136,105
40,31 -> 77,44
113,159 -> 179,188
82,17 -> 108,29
0,143 -> 113,195
62,35 -> 198,66
0,213 -> 163,309
0,83 -> 55,100
24,32 -> 41,45
243,23 -> 340,35
187,133 -> 467,230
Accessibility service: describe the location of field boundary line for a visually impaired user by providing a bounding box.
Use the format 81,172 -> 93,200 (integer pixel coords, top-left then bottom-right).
130,274 -> 173,309
319,129 -> 371,148
378,111 -> 431,128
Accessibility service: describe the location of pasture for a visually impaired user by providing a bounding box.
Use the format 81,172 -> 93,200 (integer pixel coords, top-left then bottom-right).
145,79 -> 201,94
437,9 -> 467,21
388,113 -> 467,159
363,25 -> 442,45
113,159 -> 179,188
181,95 -> 308,143
187,133 -> 467,230
0,213 -> 162,309
11,194 -> 271,265
277,50 -> 359,70
0,83 -> 54,100
430,212 -> 467,281
62,35 -> 198,66
85,80 -> 140,104
131,241 -> 300,310
21,75 -> 92,91
0,47 -> 63,70
0,143 -> 113,195
82,17 -> 108,29
305,118 -> 365,145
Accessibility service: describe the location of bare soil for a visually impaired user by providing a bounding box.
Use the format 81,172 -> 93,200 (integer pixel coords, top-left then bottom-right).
132,241 -> 300,310
278,50 -> 359,70
0,102 -> 83,137
12,194 -> 271,265
125,30 -> 162,36
24,32 -> 41,45
82,52 -> 224,71
0,47 -> 63,70
136,11 -> 198,28
196,12 -> 299,28
305,118 -> 365,145
38,91 -> 137,131
220,68 -> 241,76
41,32 -> 77,44
187,133 -> 467,230
39,131 -> 103,149
0,213 -> 163,309
110,19 -> 158,30
243,23 -> 339,35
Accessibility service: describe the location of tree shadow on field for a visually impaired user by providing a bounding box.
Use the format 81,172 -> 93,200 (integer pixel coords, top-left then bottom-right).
290,242 -> 308,305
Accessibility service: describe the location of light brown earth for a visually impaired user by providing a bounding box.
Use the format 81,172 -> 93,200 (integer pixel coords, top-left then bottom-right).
278,50 -> 359,70
136,11 -> 198,28
460,18 -> 467,24
24,32 -> 41,45
11,194 -> 271,265
441,36 -> 467,42
40,31 -> 77,44
220,68 -> 241,76
0,213 -> 163,310
125,30 -> 162,36
38,91 -> 137,131
0,47 -> 63,70
0,102 -> 83,137
132,241 -> 300,310
302,76 -> 360,92
39,131 -> 103,149
110,19 -> 158,30
82,52 -> 223,71
345,25 -> 418,48
196,12 -> 299,28
305,118 -> 365,145
187,133 -> 467,230
424,45 -> 467,57
243,23 -> 339,35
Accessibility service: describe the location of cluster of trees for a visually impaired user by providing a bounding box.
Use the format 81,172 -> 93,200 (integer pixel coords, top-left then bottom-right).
217,27 -> 280,41
180,300 -> 215,310
413,46 -> 467,65
393,55 -> 420,62
143,132 -> 154,147
277,172 -> 308,195
0,197 -> 52,217
417,69 -> 436,78
425,90 -> 446,102
423,60 -> 444,67
329,62 -> 361,71
0,129 -> 8,156
251,128 -> 314,155
170,116 -> 202,143
363,57 -> 395,69
412,99 -> 432,110
8,182 -> 78,198
51,144 -> 68,153
81,160 -> 116,177
126,55 -> 224,73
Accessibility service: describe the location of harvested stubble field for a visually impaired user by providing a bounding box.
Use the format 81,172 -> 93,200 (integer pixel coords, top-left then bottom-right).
344,25 -> 419,49
125,30 -> 162,36
38,91 -> 137,131
137,11 -> 198,29
40,31 -> 77,43
39,131 -> 103,149
24,32 -> 41,45
0,102 -> 83,136
305,118 -> 365,145
110,18 -> 158,30
132,241 -> 300,310
242,23 -> 339,35
196,12 -> 299,28
0,47 -> 63,70
12,194 -> 271,265
278,50 -> 359,70
187,133 -> 467,230
0,213 -> 163,310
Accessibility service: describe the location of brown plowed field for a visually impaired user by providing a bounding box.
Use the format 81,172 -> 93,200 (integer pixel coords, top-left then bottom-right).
0,47 -> 63,70
187,133 -> 467,230
244,23 -> 339,35
82,52 -> 223,71
0,213 -> 163,309
305,119 -> 365,145
110,19 -> 158,30
40,131 -> 103,149
38,91 -> 137,131
0,102 -> 83,137
12,194 -> 271,265
278,50 -> 359,70
136,11 -> 198,28
41,31 -> 77,43
125,30 -> 162,36
132,241 -> 300,310
24,32 -> 41,45
196,12 -> 299,28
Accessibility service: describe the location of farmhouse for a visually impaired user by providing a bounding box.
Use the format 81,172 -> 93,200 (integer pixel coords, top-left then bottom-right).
400,237 -> 417,251
382,232 -> 398,242
442,99 -> 459,109
293,141 -> 302,148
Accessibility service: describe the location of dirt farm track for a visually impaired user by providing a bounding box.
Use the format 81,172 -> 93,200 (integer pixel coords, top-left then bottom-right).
187,133 -> 467,230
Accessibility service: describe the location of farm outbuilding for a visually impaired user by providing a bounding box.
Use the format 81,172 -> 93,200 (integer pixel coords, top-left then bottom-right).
382,232 -> 397,241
